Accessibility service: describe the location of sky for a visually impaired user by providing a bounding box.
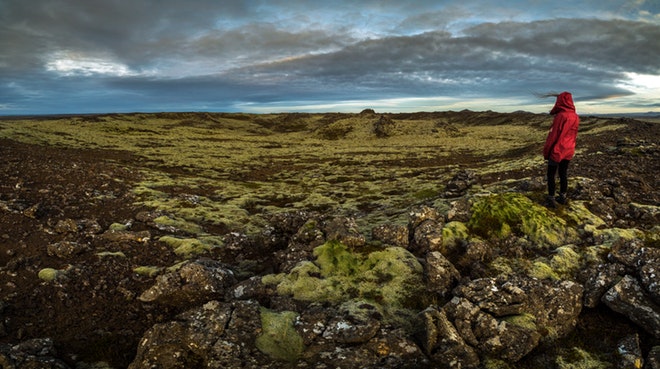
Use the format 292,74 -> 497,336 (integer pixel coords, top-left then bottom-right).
1,0 -> 660,115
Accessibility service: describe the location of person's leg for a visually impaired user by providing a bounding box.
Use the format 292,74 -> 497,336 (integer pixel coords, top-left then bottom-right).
556,160 -> 570,204
547,162 -> 558,197
546,161 -> 558,207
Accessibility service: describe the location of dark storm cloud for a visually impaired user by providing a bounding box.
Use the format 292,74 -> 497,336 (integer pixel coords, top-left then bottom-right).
1,0 -> 659,114
229,18 -> 655,102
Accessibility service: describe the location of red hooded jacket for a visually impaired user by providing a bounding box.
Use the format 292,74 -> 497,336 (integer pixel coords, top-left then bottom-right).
543,92 -> 579,162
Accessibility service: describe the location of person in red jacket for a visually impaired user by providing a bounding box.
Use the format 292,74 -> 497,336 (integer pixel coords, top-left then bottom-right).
543,91 -> 580,207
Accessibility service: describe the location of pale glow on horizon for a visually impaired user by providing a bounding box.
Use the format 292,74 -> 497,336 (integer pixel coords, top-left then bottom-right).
235,96 -> 549,114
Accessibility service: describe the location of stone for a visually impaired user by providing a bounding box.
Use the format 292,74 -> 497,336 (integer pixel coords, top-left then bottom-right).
646,346 -> 660,369
323,216 -> 366,248
138,258 -> 237,307
616,334 -> 644,369
321,300 -> 381,344
371,223 -> 409,248
129,300 -> 264,369
418,306 -> 480,368
54,218 -> 78,234
443,276 -> 583,362
444,170 -> 477,198
411,219 -> 443,255
100,229 -> 150,243
0,338 -> 70,369
582,263 -> 627,308
424,251 -> 460,296
602,275 -> 660,338
46,241 -> 89,259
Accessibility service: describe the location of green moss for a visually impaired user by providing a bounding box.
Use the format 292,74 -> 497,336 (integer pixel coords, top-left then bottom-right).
133,266 -> 162,277
503,313 -> 537,331
158,236 -> 212,258
442,221 -> 469,249
483,358 -> 514,369
593,227 -> 644,246
468,193 -> 576,249
262,241 -> 424,319
529,261 -> 560,280
255,308 -> 304,362
645,226 -> 660,248
108,222 -> 129,231
413,188 -> 437,200
96,251 -> 126,258
38,268 -> 61,281
549,246 -> 581,278
153,215 -> 203,235
313,240 -> 361,278
555,347 -> 612,369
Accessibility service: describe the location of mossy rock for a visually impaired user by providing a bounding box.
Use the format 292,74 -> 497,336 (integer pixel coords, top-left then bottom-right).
554,347 -> 612,369
467,193 -> 577,249
255,308 -> 304,362
38,268 -> 61,282
262,240 -> 424,319
158,236 -> 213,258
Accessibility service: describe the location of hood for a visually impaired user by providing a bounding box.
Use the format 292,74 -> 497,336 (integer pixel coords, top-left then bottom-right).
550,91 -> 576,115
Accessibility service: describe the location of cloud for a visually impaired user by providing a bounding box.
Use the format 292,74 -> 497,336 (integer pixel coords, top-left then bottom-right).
1,1 -> 659,114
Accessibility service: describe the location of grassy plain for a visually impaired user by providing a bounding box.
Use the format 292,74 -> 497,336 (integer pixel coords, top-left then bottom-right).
0,111 -> 621,236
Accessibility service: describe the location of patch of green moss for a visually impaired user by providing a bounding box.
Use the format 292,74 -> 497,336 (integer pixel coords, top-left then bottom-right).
562,201 -> 606,230
108,222 -> 129,231
133,266 -> 162,277
593,227 -> 644,247
442,221 -> 470,249
262,241 -> 424,319
555,347 -> 612,369
153,215 -> 203,235
255,308 -> 304,362
529,261 -> 561,280
38,268 -> 61,282
503,313 -> 538,331
158,236 -> 213,258
483,358 -> 514,369
467,193 -> 577,249
645,226 -> 660,248
549,246 -> 581,278
413,188 -> 438,200
96,251 -> 126,258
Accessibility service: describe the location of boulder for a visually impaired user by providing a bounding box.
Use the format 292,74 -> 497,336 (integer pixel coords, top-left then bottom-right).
602,275 -> 660,338
411,219 -> 443,255
418,306 -> 480,368
582,263 -> 627,308
0,338 -> 70,369
273,218 -> 325,272
129,300 -> 265,369
439,276 -> 583,362
371,223 -> 409,248
424,251 -> 460,296
443,170 -> 476,198
323,216 -> 366,248
615,334 -> 644,369
138,258 -> 237,307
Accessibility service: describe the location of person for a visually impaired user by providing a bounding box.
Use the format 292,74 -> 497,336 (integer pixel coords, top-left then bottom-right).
543,91 -> 580,208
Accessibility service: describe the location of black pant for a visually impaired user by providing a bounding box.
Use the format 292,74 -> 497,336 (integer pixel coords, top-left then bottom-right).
547,160 -> 569,196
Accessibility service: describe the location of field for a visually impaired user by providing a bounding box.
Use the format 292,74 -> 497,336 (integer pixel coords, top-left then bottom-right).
0,110 -> 658,367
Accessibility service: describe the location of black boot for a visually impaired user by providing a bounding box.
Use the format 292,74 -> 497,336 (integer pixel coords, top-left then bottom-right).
545,195 -> 557,208
556,193 -> 567,205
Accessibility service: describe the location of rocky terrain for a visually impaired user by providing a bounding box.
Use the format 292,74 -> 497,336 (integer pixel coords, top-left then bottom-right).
0,111 -> 658,368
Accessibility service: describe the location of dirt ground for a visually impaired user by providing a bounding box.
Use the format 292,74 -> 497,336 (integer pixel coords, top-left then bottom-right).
0,116 -> 658,367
